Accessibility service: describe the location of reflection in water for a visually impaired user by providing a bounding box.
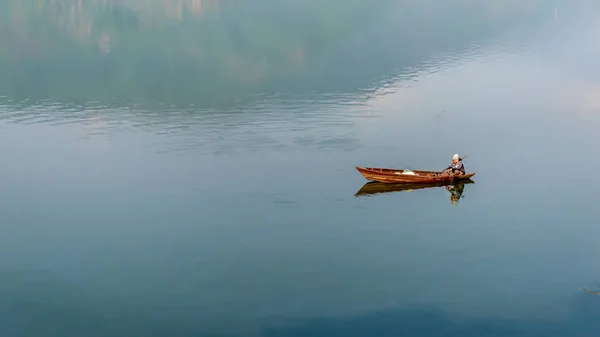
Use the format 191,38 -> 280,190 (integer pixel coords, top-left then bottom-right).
446,183 -> 466,205
0,0 -> 564,156
581,286 -> 600,295
263,297 -> 600,337
2,1 -> 600,336
1,268 -> 599,337
355,180 -> 474,206
0,0 -> 558,112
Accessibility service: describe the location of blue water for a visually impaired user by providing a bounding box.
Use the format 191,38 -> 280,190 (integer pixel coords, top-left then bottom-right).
1,1 -> 600,336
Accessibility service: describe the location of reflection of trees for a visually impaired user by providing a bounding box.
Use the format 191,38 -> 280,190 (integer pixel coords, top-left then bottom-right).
0,0 -> 557,110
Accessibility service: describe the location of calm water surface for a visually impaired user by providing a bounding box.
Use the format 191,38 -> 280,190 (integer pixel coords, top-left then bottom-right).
2,1 -> 600,336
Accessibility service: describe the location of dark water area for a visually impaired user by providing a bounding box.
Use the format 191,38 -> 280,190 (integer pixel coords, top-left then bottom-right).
1,1 -> 600,336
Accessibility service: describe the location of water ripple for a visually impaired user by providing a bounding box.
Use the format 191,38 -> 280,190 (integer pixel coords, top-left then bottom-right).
0,94 -> 368,155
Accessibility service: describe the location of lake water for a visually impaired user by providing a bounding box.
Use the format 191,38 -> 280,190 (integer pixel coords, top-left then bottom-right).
2,1 -> 600,336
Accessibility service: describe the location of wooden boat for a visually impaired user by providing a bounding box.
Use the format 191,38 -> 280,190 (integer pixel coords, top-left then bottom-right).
355,166 -> 475,183
354,179 -> 474,197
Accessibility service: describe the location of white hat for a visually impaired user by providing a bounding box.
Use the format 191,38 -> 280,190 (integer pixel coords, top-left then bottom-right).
453,154 -> 459,160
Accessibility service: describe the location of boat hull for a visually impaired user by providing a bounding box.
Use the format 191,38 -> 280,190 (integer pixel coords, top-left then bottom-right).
355,166 -> 475,183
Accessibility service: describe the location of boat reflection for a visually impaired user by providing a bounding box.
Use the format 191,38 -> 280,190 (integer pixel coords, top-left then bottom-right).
354,179 -> 474,204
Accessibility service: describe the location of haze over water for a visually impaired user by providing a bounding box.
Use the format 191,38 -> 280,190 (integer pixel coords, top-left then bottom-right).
2,1 -> 600,336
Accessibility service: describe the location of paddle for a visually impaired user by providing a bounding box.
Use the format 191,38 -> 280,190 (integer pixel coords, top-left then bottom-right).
439,155 -> 468,175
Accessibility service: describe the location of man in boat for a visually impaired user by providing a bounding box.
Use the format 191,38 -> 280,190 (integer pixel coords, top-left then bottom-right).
445,154 -> 465,176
